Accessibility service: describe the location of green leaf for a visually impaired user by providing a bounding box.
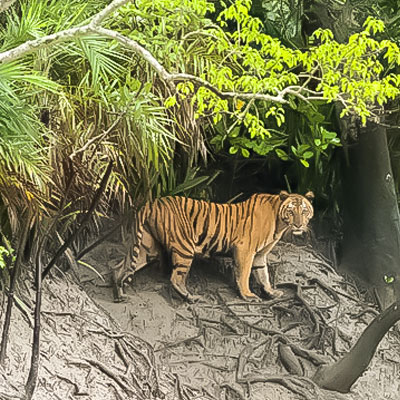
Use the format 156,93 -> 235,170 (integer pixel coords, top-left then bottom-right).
275,148 -> 289,161
303,151 -> 314,159
241,148 -> 250,157
314,139 -> 321,146
229,146 -> 239,154
300,159 -> 310,168
165,96 -> 177,108
384,274 -> 395,284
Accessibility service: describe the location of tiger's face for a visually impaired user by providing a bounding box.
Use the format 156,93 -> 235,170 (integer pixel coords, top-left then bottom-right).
279,191 -> 314,236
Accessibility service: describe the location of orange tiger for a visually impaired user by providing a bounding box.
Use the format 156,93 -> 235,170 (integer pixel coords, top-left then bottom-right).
113,191 -> 314,302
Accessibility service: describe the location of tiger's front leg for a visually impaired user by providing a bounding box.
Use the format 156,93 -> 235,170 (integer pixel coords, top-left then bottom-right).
253,253 -> 283,298
233,247 -> 260,302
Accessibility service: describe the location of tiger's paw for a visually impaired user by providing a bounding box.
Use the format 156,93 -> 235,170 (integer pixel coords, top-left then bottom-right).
267,289 -> 284,298
186,293 -> 201,303
241,292 -> 261,302
113,294 -> 128,303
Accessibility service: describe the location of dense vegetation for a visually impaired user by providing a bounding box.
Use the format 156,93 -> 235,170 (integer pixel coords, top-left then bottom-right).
1,0 -> 400,397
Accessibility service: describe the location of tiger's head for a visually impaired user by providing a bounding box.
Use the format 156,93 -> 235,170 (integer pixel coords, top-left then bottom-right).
279,190 -> 314,236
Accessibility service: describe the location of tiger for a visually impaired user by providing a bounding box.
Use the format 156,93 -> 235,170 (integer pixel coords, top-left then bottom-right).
112,190 -> 314,303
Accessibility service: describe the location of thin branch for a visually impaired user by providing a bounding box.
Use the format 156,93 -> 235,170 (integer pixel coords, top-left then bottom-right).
0,0 -> 371,115
0,26 -> 92,64
0,0 -> 130,64
41,161 -> 113,280
95,27 -> 172,83
0,0 -> 327,106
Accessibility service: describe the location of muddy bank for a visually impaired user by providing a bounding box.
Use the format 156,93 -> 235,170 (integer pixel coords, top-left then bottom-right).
1,241 -> 399,400
83,242 -> 400,400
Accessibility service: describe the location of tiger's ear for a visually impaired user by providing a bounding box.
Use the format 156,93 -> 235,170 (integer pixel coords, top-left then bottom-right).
279,190 -> 290,200
305,191 -> 314,202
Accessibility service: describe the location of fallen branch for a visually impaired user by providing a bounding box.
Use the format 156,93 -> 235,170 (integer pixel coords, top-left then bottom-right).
312,301 -> 400,393
278,343 -> 303,376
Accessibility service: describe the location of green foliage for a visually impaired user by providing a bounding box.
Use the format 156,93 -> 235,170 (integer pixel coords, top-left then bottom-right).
0,245 -> 14,269
155,1 -> 400,165
260,0 -> 304,45
384,274 -> 395,284
2,0 -> 400,241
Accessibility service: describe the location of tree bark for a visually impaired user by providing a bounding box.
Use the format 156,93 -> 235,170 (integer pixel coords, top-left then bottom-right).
0,212 -> 31,365
312,301 -> 400,392
340,121 -> 400,308
25,252 -> 42,399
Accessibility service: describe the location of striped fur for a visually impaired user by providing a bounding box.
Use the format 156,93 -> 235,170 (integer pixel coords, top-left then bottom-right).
113,190 -> 314,302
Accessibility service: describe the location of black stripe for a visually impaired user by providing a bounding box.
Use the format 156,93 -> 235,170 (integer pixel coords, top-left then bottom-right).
187,198 -> 196,218
192,202 -> 202,231
207,204 -> 223,253
221,204 -> 230,251
197,203 -> 209,245
247,195 -> 257,243
171,246 -> 193,260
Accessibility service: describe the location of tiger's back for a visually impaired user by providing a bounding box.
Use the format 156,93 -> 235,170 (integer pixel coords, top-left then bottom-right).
144,194 -> 281,257
113,191 -> 314,302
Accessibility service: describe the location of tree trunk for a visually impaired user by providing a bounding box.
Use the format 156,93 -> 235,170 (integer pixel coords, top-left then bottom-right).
312,301 -> 400,392
340,121 -> 400,308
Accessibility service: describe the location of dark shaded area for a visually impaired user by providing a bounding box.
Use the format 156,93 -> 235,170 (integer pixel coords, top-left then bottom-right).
341,122 -> 400,308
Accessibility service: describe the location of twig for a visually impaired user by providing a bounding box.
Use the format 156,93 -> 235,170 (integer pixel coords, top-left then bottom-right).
42,161 -> 113,280
68,358 -> 138,398
349,308 -> 379,319
56,375 -> 88,396
155,333 -> 204,352
76,217 -> 124,260
308,278 -> 340,303
238,373 -> 319,399
114,341 -> 145,394
295,284 -> 320,334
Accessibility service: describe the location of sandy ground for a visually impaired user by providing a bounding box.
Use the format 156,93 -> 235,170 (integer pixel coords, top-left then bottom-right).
0,238 -> 399,400
81,240 -> 400,400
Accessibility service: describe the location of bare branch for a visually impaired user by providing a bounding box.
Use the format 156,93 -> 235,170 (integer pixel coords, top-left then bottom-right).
0,0 -> 131,64
0,26 -> 92,64
95,27 -> 171,82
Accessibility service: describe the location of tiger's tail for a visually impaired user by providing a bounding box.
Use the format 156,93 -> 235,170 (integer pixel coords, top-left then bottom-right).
112,203 -> 150,302
130,202 -> 150,272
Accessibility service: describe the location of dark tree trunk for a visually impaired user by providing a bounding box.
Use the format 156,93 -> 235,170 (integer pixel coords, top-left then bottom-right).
312,301 -> 400,392
341,121 -> 400,308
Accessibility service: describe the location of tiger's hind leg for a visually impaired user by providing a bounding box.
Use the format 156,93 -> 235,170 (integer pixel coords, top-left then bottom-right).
253,253 -> 283,298
170,251 -> 198,303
